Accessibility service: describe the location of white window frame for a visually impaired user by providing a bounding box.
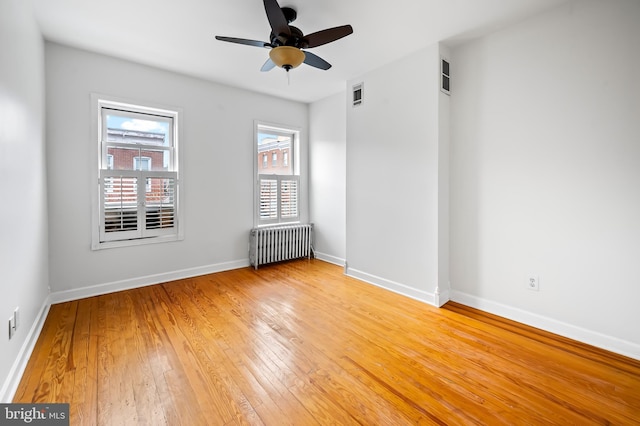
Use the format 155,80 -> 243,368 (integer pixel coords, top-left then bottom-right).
254,122 -> 301,227
91,94 -> 183,250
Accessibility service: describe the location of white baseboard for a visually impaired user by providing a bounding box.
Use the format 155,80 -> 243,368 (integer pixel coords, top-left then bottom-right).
346,267 -> 435,305
450,290 -> 640,361
434,284 -> 450,307
49,259 -> 250,305
0,297 -> 51,403
314,252 -> 345,267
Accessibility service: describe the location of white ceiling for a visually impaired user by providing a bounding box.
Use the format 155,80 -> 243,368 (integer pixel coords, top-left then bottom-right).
32,0 -> 568,103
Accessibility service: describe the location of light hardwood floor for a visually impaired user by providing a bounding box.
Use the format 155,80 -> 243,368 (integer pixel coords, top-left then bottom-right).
14,259 -> 640,425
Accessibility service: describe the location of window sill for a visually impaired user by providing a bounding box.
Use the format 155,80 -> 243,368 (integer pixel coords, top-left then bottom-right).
91,233 -> 184,251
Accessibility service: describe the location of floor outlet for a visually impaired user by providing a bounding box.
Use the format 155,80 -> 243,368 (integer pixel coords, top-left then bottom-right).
527,275 -> 540,291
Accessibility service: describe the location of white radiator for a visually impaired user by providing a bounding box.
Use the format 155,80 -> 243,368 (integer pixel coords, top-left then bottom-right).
249,224 -> 314,269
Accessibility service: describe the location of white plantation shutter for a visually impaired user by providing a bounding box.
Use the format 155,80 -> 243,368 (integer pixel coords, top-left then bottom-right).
100,171 -> 140,241
259,178 -> 278,222
99,170 -> 177,242
144,173 -> 177,237
280,178 -> 299,219
258,175 -> 299,224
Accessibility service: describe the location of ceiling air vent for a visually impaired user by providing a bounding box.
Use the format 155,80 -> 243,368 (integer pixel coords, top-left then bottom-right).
441,58 -> 450,95
352,83 -> 363,107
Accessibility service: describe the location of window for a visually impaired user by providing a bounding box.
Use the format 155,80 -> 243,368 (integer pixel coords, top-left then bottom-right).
256,123 -> 299,225
92,96 -> 182,249
133,156 -> 151,171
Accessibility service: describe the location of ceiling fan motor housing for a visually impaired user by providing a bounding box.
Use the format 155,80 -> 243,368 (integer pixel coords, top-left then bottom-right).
271,26 -> 308,49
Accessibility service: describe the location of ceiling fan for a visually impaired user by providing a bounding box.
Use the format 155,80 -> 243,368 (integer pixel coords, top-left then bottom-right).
215,0 -> 353,73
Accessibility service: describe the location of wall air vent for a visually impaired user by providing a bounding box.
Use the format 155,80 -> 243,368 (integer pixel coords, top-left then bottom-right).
352,83 -> 363,107
441,58 -> 450,95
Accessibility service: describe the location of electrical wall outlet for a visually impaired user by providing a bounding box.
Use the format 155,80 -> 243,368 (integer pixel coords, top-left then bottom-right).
527,275 -> 540,291
14,307 -> 19,330
8,316 -> 15,340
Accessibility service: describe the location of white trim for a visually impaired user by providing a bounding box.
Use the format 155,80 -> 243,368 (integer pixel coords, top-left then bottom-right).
345,267 -> 435,305
450,290 -> 640,361
314,252 -> 345,267
434,283 -> 450,307
0,298 -> 51,403
49,259 -> 250,305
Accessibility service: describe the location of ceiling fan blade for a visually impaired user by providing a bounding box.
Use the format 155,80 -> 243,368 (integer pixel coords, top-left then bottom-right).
215,36 -> 271,48
260,58 -> 277,72
263,0 -> 290,37
303,51 -> 331,70
305,25 -> 353,48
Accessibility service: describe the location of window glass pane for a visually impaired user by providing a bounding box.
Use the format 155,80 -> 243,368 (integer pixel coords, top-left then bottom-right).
107,146 -> 140,171
104,110 -> 171,147
257,131 -> 292,176
107,147 -> 170,172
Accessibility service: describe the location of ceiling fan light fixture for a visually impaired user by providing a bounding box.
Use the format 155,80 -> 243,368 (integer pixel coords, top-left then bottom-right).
269,46 -> 305,71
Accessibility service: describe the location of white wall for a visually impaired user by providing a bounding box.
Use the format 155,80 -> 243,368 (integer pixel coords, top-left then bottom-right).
0,0 -> 50,401
309,92 -> 346,265
346,44 -> 448,304
45,43 -> 308,297
450,0 -> 640,357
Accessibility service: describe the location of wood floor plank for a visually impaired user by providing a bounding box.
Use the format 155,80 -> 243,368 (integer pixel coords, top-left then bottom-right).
96,292 -> 138,425
14,259 -> 640,425
69,296 -> 99,426
146,284 -> 234,423
161,280 -> 263,424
